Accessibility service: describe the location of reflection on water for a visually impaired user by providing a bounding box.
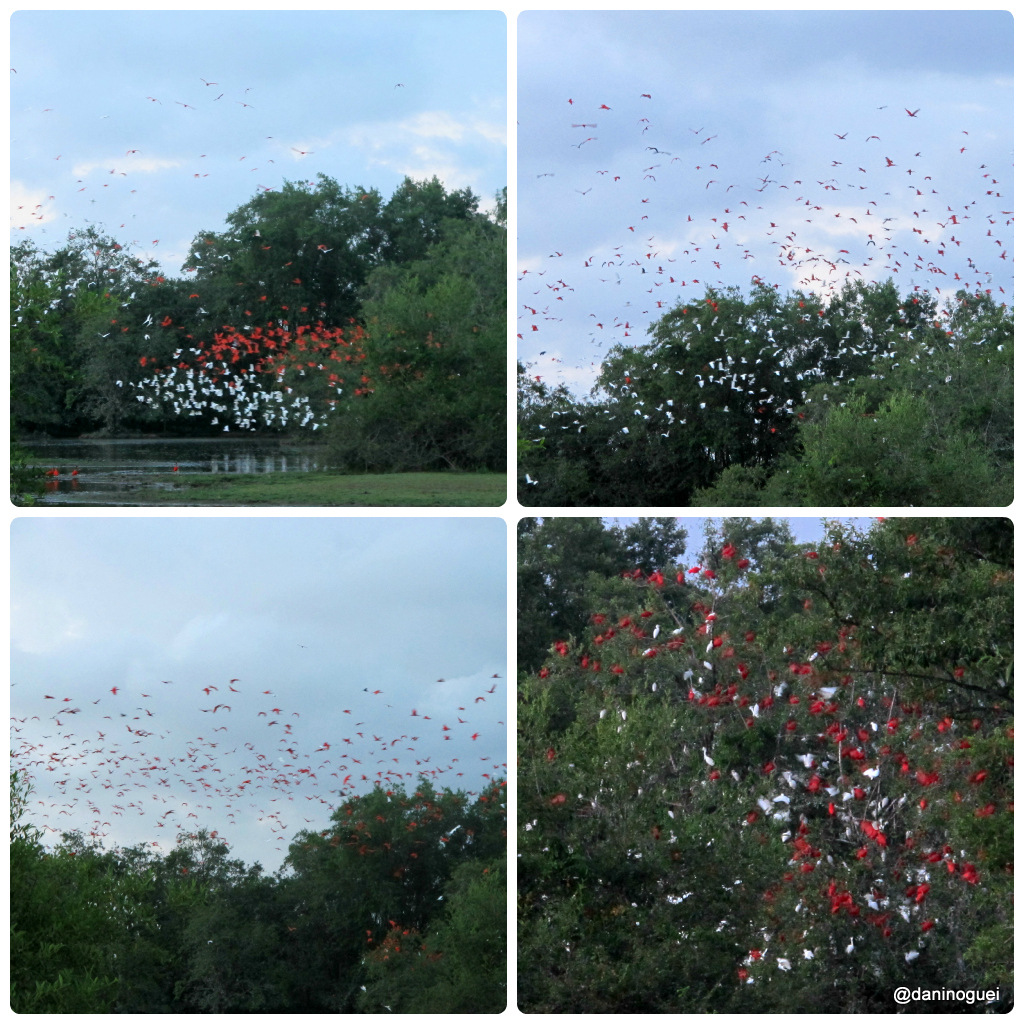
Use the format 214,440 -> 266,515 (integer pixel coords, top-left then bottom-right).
20,437 -> 332,505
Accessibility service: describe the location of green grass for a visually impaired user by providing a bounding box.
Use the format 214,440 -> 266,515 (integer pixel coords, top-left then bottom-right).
140,470 -> 507,506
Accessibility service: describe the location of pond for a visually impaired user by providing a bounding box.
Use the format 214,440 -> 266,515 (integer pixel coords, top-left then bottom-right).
19,436 -> 333,506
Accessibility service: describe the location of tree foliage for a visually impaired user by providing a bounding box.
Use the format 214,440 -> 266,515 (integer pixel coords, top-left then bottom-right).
11,177 -> 506,477
326,191 -> 506,471
517,517 -> 689,675
518,517 -> 1012,1012
9,777 -> 506,1013
518,282 -> 1012,506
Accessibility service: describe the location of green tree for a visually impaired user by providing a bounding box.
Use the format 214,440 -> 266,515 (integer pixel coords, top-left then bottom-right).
10,775 -> 121,1012
10,438 -> 47,504
183,174 -> 481,333
517,518 -> 1012,1012
11,231 -> 167,434
517,517 -> 676,675
697,290 -> 1013,506
280,780 -> 506,1011
519,281 -> 1011,507
327,200 -> 506,471
358,860 -> 506,1012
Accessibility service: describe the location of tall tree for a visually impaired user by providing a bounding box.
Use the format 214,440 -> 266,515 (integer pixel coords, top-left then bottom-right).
10,775 -> 122,1012
518,518 -> 1012,1012
328,202 -> 506,471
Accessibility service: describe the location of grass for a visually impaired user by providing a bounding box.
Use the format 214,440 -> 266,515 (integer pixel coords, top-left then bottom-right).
134,470 -> 507,506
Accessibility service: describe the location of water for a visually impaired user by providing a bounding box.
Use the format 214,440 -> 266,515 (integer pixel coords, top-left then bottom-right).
19,437 -> 333,505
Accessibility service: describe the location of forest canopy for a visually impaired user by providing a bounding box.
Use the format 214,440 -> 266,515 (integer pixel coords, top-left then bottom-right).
11,175 -> 506,473
517,516 -> 1012,1013
518,282 -> 1012,506
11,775 -> 506,1013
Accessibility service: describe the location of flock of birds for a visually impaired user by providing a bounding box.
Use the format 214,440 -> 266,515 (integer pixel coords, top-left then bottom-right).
10,69 -> 338,258
122,323 -> 371,432
557,571 -> 999,970
518,90 -> 1012,404
11,667 -> 506,864
11,65 -> 414,432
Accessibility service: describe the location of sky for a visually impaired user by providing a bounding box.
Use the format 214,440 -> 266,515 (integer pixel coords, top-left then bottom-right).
10,10 -> 507,277
10,517 -> 507,873
517,10 -> 1014,392
606,515 -> 877,566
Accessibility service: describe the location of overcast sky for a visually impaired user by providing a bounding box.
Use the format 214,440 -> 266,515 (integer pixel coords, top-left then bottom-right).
11,517 -> 507,873
518,10 -> 1013,392
10,10 -> 506,277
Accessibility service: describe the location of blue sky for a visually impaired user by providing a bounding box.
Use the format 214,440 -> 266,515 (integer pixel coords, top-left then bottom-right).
10,10 -> 507,277
11,517 -> 507,872
605,515 -> 877,566
518,10 -> 1013,392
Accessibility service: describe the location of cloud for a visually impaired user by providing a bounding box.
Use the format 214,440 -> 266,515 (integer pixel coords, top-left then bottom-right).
10,180 -> 59,229
71,154 -> 183,177
396,110 -> 504,146
167,612 -> 234,662
347,109 -> 504,164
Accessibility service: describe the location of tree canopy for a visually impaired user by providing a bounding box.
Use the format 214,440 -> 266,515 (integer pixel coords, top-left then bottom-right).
11,776 -> 506,1013
11,176 -> 506,474
518,517 -> 1012,1012
518,281 -> 1012,506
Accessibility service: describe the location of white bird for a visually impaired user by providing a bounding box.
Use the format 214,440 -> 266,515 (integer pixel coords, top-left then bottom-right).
702,747 -> 715,766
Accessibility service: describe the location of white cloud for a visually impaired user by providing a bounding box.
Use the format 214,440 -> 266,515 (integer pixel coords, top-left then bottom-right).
10,180 -> 59,229
399,110 -> 503,146
347,109 -> 505,158
71,154 -> 183,177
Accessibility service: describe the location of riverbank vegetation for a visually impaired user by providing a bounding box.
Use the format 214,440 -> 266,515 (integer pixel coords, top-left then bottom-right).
518,516 -> 1012,1012
12,176 -> 506,492
11,774 -> 506,1013
518,281 -> 1012,506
